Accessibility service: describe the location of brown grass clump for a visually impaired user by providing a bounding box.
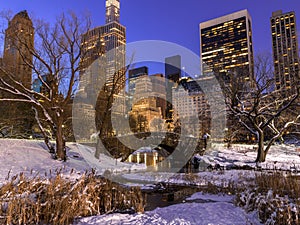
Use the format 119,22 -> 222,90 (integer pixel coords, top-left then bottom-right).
0,171 -> 144,225
254,171 -> 300,200
236,171 -> 300,224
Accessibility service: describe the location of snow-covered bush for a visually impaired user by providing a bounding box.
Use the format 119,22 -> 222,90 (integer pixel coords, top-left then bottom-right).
237,189 -> 299,224
236,172 -> 300,224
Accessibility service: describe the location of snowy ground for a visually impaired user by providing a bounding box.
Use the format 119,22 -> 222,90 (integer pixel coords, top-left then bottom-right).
0,138 -> 299,224
74,192 -> 262,224
204,143 -> 300,171
118,142 -> 300,187
0,139 -> 147,185
75,193 -> 262,225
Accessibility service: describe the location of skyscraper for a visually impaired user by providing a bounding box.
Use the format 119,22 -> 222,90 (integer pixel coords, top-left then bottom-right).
106,0 -> 120,23
3,10 -> 34,89
79,0 -> 126,127
165,55 -> 182,120
165,55 -> 182,83
200,9 -> 254,84
271,10 -> 299,95
0,10 -> 34,136
77,0 -> 126,140
80,0 -> 126,90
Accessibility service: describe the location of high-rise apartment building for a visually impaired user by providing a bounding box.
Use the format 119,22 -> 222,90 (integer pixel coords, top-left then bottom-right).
75,0 -> 126,140
200,9 -> 254,84
3,10 -> 34,89
271,10 -> 299,95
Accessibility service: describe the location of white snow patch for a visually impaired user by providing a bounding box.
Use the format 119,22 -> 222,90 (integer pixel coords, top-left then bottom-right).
186,192 -> 235,203
0,139 -> 145,185
75,202 -> 262,225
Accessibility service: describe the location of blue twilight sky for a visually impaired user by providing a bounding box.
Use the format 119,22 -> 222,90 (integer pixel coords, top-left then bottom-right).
0,0 -> 299,74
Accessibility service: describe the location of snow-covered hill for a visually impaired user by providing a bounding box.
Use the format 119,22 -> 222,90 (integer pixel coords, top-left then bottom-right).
0,139 -> 144,185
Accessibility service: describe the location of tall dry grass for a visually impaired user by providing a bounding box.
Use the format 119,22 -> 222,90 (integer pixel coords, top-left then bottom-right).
254,171 -> 300,199
0,171 -> 144,225
236,171 -> 300,225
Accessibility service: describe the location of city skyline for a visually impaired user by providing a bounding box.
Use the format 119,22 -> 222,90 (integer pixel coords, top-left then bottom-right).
0,1 -> 299,74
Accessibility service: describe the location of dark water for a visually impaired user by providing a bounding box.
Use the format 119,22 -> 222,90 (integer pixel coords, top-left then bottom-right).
143,184 -> 202,211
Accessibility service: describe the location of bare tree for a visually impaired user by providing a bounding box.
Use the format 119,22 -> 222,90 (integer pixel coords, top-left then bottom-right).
222,53 -> 300,162
0,12 -> 91,160
94,64 -> 129,158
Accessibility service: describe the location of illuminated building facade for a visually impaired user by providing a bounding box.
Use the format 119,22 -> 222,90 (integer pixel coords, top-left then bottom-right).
0,10 -> 34,136
106,0 -> 120,24
80,0 -> 126,91
129,73 -> 166,132
76,0 -> 126,140
172,77 -> 211,137
128,66 -> 149,107
80,32 -> 105,75
79,0 -> 126,121
271,10 -> 299,95
200,9 -> 254,84
150,74 -> 167,119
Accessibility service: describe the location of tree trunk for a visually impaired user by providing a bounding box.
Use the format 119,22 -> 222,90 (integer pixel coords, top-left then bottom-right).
255,131 -> 266,162
55,120 -> 66,161
32,107 -> 55,154
45,136 -> 55,154
95,138 -> 101,159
